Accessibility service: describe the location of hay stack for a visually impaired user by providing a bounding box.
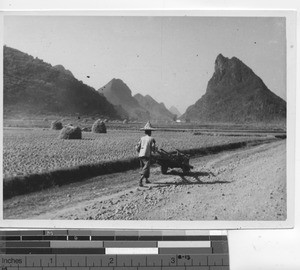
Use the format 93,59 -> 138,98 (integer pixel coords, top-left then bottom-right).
59,126 -> 82,139
51,120 -> 63,130
92,119 -> 107,133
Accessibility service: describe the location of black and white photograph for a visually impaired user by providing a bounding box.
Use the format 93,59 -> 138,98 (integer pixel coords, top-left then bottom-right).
2,14 -> 289,222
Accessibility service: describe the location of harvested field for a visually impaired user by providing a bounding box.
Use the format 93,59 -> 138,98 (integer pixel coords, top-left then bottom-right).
3,117 -> 286,132
3,140 -> 286,221
3,127 -> 269,178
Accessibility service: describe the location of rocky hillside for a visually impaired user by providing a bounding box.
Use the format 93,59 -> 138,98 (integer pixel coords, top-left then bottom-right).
3,46 -> 119,118
181,54 -> 286,124
53,65 -> 74,77
134,94 -> 176,122
98,78 -> 150,121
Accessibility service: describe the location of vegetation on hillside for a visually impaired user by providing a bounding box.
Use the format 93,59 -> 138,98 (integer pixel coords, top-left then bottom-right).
4,46 -> 120,119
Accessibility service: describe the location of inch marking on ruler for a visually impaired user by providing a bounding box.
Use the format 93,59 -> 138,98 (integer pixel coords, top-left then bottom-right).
1,255 -> 230,267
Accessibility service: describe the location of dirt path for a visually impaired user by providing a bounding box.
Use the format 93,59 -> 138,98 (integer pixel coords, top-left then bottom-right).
3,140 -> 286,221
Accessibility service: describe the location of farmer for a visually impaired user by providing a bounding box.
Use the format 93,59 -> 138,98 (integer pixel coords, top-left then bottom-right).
136,121 -> 157,187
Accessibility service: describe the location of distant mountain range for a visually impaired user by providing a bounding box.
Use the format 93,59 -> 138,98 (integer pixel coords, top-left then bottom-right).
4,46 -> 119,118
169,106 -> 181,118
181,54 -> 286,124
98,78 -> 150,121
4,46 -> 286,125
134,94 -> 176,121
98,78 -> 176,122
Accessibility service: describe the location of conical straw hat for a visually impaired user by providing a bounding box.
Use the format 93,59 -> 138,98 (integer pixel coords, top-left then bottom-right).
141,121 -> 155,131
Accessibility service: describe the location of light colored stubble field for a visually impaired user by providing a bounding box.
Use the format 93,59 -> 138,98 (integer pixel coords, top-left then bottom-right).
3,127 -> 263,177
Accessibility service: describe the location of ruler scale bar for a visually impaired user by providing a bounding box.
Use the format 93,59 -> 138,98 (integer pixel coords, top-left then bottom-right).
159,248 -> 213,254
50,242 -> 103,248
157,241 -> 211,248
6,242 -> 51,248
0,232 -> 225,241
103,242 -> 157,248
2,248 -> 106,254
1,268 -> 230,270
0,237 -> 21,241
106,248 -> 159,255
0,230 -> 229,269
1,255 -> 230,266
44,231 -> 68,236
138,236 -> 163,241
91,236 -> 114,241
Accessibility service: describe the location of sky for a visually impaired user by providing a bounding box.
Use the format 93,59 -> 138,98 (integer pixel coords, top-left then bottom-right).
3,16 -> 286,114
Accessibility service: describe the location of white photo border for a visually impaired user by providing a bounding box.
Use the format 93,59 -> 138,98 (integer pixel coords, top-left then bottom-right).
0,10 -> 296,230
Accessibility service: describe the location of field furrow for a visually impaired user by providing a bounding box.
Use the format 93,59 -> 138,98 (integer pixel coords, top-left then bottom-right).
3,128 -> 265,177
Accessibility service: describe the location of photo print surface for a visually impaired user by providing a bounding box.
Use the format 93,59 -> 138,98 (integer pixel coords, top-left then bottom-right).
2,15 -> 289,224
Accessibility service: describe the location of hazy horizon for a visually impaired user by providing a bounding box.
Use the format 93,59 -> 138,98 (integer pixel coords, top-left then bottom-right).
3,16 -> 286,113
